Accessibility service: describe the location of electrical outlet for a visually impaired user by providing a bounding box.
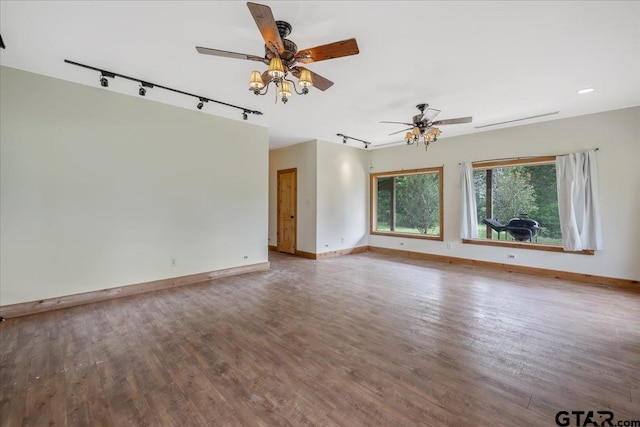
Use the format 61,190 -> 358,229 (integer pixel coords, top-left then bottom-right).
325,244 -> 329,248
446,242 -> 452,249
243,255 -> 248,260
507,254 -> 516,259
341,237 -> 344,244
400,242 -> 404,246
171,258 -> 177,266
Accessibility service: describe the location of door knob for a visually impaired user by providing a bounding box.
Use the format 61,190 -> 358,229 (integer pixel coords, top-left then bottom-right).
290,215 -> 294,219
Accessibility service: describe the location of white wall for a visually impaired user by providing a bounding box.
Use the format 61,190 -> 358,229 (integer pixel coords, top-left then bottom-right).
268,140 -> 317,253
370,107 -> 640,281
316,139 -> 369,253
0,66 -> 269,305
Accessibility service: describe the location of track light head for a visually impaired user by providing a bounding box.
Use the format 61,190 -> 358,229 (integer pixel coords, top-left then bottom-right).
242,112 -> 248,120
99,71 -> 114,88
138,82 -> 153,97
197,98 -> 207,110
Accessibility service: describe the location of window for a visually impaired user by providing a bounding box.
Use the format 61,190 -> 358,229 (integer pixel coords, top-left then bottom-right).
371,167 -> 443,240
473,156 -> 563,247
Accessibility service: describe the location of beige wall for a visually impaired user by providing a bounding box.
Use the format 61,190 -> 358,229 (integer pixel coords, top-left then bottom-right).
1,66 -> 269,305
370,107 -> 640,281
268,139 -> 370,255
268,140 -> 317,253
316,139 -> 369,253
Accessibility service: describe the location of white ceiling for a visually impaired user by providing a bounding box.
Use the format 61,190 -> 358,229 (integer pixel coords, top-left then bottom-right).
1,1 -> 639,150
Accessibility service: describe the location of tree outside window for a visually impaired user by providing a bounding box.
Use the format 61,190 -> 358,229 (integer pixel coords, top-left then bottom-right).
474,160 -> 562,245
371,167 -> 443,240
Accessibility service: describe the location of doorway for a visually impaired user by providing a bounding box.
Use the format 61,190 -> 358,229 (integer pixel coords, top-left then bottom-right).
277,168 -> 297,254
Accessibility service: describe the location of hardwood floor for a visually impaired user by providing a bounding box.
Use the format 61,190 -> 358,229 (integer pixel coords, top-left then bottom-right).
1,252 -> 639,426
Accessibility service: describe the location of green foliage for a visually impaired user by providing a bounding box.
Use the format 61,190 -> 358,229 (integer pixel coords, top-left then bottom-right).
376,177 -> 392,227
492,167 -> 538,223
475,162 -> 562,243
375,173 -> 440,235
521,164 -> 561,238
395,173 -> 440,234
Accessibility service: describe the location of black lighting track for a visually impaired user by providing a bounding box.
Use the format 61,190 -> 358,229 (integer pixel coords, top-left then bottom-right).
337,133 -> 372,149
64,59 -> 262,119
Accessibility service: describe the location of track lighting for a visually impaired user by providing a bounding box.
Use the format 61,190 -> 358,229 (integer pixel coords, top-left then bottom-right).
67,60 -> 263,120
138,82 -> 153,97
337,133 -> 372,149
99,71 -> 115,88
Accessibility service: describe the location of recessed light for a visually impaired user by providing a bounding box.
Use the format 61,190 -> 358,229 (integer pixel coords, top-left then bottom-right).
577,87 -> 595,94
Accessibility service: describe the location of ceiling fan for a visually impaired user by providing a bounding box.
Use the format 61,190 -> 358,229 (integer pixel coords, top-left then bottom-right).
196,2 -> 359,103
381,103 -> 472,149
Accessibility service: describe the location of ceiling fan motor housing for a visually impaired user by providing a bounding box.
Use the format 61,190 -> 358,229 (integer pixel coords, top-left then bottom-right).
264,21 -> 297,62
265,38 -> 298,62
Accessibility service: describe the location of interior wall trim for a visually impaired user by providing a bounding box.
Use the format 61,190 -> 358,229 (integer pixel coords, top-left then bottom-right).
367,246 -> 639,289
295,250 -> 317,260
316,246 -> 369,260
288,246 -> 368,260
0,262 -> 270,319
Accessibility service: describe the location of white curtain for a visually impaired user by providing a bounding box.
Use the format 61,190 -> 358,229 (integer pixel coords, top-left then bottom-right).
459,162 -> 478,239
556,150 -> 603,251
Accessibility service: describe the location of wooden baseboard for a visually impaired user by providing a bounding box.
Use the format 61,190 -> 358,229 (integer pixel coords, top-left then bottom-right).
0,262 -> 270,319
295,250 -> 317,260
367,246 -> 639,289
316,246 -> 369,260
268,245 -> 277,251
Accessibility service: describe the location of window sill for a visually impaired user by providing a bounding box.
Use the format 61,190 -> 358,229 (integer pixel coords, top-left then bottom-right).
371,231 -> 443,241
462,239 -> 594,255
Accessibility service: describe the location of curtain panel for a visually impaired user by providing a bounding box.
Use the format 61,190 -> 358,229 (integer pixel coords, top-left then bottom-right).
459,162 -> 478,239
556,150 -> 603,251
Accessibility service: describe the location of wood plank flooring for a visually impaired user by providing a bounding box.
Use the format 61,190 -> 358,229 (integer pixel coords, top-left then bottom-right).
1,252 -> 639,426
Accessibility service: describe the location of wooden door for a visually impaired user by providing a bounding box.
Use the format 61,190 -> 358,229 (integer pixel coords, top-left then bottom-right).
277,168 -> 297,254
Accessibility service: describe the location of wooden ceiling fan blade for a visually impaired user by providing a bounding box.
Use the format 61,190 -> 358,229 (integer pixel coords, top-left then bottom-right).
196,46 -> 265,62
380,121 -> 414,126
247,2 -> 284,54
432,116 -> 473,125
388,127 -> 413,136
295,38 -> 359,64
291,66 -> 334,91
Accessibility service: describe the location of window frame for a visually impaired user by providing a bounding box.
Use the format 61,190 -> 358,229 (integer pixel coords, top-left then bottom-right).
463,155 -> 593,255
370,166 -> 444,241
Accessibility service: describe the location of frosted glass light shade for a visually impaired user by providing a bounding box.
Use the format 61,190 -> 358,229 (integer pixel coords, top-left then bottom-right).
278,81 -> 292,98
268,57 -> 285,78
249,71 -> 264,90
299,69 -> 313,88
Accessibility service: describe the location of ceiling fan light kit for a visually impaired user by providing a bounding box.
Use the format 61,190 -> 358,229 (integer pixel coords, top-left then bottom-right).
196,2 -> 359,104
381,103 -> 472,151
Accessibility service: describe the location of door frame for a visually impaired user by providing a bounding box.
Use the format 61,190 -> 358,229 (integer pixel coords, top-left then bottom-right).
277,168 -> 297,254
